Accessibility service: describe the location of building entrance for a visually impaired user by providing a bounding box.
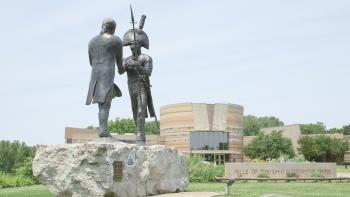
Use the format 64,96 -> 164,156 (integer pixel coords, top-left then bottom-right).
194,153 -> 230,165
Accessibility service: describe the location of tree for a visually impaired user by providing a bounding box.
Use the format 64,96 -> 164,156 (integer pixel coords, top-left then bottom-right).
300,122 -> 326,134
86,125 -> 97,130
107,118 -> 160,134
243,115 -> 284,136
0,140 -> 35,173
258,116 -> 284,128
108,118 -> 135,134
328,128 -> 344,134
243,131 -> 295,160
145,121 -> 160,134
343,124 -> 350,135
326,124 -> 350,135
298,135 -> 348,162
243,115 -> 261,136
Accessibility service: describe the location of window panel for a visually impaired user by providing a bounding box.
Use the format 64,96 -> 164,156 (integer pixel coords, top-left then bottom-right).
190,131 -> 228,150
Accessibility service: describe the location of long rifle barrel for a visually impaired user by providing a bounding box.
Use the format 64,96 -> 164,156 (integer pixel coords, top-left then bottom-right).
130,5 -> 137,49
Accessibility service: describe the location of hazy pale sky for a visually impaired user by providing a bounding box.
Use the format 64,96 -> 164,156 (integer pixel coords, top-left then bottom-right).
0,0 -> 349,145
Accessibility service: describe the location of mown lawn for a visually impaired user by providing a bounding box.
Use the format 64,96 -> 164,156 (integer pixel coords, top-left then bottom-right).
0,185 -> 53,197
189,182 -> 350,197
336,165 -> 350,173
1,182 -> 350,197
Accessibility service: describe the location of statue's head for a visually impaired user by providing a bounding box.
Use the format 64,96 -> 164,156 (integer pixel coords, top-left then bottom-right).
130,42 -> 141,54
100,18 -> 116,35
123,29 -> 149,49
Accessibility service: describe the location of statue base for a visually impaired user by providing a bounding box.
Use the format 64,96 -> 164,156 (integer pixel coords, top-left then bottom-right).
33,137 -> 188,197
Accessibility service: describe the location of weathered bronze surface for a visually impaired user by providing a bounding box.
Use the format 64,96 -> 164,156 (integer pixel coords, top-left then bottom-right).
86,6 -> 158,142
113,161 -> 123,181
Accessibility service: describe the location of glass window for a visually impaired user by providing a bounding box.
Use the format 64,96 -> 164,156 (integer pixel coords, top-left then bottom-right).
66,138 -> 72,144
190,131 -> 228,150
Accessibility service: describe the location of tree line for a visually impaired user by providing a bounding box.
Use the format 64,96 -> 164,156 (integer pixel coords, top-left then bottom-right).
86,116 -> 350,137
242,115 -> 349,163
243,115 -> 350,136
87,118 -> 160,134
243,131 -> 348,163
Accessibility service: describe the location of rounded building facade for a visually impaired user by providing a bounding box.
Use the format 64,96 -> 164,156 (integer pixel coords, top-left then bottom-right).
160,103 -> 244,163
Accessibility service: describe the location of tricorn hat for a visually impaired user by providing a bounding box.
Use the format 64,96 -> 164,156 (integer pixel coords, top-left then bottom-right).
123,29 -> 149,49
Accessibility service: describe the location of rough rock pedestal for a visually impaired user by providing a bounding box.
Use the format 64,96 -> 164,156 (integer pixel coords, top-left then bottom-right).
32,138 -> 188,197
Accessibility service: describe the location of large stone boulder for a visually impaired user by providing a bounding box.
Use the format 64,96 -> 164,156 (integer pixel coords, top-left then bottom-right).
33,138 -> 188,197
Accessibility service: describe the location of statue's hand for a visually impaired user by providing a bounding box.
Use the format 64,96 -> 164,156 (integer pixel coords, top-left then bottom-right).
126,59 -> 141,70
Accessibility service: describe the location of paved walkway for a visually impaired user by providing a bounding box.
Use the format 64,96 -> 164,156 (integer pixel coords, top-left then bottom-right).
152,192 -> 220,197
338,172 -> 350,178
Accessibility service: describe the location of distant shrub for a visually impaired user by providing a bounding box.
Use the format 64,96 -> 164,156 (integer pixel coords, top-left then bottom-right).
15,157 -> 38,183
0,140 -> 35,173
243,115 -> 284,136
0,172 -> 37,188
298,135 -> 348,162
0,140 -> 39,188
243,131 -> 295,160
310,171 -> 323,178
257,171 -> 269,179
189,156 -> 224,182
300,123 -> 326,134
294,155 -> 305,162
107,118 -> 159,134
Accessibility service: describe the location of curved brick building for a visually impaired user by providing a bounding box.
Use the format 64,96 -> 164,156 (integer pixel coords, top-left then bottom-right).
160,103 -> 244,164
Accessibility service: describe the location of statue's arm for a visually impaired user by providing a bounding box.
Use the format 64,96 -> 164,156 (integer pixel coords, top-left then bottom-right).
116,41 -> 125,74
141,55 -> 153,77
88,44 -> 92,67
138,55 -> 153,77
123,57 -> 131,71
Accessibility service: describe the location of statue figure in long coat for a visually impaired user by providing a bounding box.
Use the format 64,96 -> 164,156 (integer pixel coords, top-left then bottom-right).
86,18 -> 124,137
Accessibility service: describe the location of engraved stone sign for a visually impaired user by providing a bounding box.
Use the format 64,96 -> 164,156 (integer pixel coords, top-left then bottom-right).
225,162 -> 337,179
113,161 -> 123,182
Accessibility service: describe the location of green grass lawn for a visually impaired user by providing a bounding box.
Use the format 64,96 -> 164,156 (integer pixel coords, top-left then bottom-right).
0,185 -> 53,197
336,165 -> 350,173
1,182 -> 350,197
189,182 -> 350,197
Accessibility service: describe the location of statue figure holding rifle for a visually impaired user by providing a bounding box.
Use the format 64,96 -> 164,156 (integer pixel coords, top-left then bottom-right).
122,5 -> 158,144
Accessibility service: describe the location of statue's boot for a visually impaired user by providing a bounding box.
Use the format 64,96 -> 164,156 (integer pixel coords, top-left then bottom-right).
99,131 -> 111,138
99,110 -> 111,138
135,128 -> 146,145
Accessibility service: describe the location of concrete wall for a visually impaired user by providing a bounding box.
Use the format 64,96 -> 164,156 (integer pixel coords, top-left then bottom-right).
160,103 -> 195,154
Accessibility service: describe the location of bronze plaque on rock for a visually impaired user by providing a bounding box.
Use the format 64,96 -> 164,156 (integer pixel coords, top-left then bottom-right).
113,161 -> 123,182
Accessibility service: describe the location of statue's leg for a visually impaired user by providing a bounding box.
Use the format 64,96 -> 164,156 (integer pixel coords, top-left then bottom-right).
129,85 -> 138,126
135,93 -> 143,144
138,84 -> 147,144
98,101 -> 111,137
129,83 -> 143,143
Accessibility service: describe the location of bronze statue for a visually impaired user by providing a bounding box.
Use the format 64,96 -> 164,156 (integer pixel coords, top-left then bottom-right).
86,18 -> 124,137
122,6 -> 157,144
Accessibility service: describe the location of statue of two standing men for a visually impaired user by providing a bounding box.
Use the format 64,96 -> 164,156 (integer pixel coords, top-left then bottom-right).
85,17 -> 155,144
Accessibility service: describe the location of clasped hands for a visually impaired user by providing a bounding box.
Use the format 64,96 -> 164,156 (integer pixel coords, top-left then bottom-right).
125,59 -> 143,73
